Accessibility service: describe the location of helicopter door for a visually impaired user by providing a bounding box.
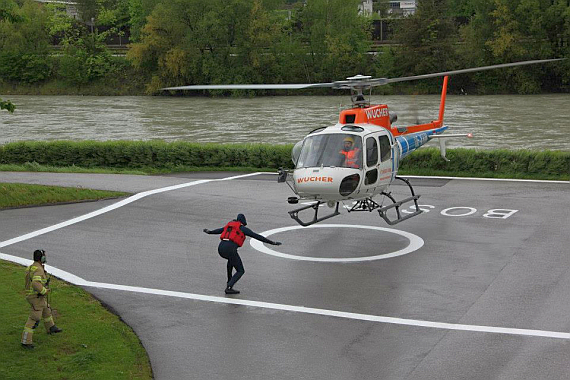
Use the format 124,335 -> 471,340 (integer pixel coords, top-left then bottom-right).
362,133 -> 392,195
364,136 -> 378,188
377,134 -> 393,187
363,136 -> 379,194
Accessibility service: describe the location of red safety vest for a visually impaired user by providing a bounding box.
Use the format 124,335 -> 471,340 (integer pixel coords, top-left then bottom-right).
339,148 -> 360,168
220,221 -> 246,247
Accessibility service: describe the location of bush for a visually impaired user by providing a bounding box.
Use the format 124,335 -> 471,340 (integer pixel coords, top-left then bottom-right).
0,141 -> 296,170
0,52 -> 52,84
0,141 -> 568,179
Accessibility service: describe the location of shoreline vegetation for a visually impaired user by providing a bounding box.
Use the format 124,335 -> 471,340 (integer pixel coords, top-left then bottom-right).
0,141 -> 568,181
1,1 -> 568,97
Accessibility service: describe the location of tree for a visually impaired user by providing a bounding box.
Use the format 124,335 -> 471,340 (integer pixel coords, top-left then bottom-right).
457,0 -> 570,93
0,0 -> 22,22
0,98 -> 15,113
128,0 -> 160,42
292,0 -> 372,82
390,0 -> 459,91
0,0 -> 52,84
128,0 -> 287,92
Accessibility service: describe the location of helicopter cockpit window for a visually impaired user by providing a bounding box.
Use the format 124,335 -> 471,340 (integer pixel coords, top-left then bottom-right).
291,140 -> 303,165
295,134 -> 363,169
366,137 -> 378,167
379,135 -> 391,162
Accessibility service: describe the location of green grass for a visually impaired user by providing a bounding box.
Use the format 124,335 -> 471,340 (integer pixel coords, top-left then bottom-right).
0,183 -> 130,209
0,163 -> 149,175
0,260 -> 153,380
0,163 -> 278,175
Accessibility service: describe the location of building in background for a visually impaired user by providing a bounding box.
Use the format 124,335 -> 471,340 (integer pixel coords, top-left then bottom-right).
34,0 -> 79,19
387,1 -> 416,16
359,0 -> 374,15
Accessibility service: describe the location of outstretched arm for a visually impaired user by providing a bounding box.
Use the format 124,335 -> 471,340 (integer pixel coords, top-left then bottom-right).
203,227 -> 224,235
241,226 -> 281,245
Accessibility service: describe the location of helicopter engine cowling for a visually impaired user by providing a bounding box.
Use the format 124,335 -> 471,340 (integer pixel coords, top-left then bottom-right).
293,167 -> 362,201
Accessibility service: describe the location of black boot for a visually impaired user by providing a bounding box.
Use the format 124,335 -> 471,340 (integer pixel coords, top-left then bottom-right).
21,343 -> 35,349
225,287 -> 240,294
48,325 -> 62,334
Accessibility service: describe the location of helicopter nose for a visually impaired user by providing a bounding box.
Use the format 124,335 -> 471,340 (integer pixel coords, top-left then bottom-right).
339,174 -> 360,196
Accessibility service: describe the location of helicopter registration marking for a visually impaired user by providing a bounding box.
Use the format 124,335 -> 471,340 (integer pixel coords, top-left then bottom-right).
297,176 -> 334,183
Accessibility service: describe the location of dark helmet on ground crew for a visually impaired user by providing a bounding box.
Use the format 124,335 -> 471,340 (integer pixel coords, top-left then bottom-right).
236,214 -> 247,226
33,249 -> 46,263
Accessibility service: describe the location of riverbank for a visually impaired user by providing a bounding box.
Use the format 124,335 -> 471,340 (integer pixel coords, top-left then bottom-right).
0,78 -> 147,97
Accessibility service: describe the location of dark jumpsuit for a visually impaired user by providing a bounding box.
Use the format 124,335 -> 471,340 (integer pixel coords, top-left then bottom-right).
207,224 -> 275,288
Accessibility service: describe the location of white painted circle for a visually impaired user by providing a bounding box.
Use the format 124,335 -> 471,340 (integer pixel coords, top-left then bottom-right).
250,224 -> 424,263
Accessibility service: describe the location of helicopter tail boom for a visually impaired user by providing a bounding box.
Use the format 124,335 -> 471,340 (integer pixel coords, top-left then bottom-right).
392,76 -> 449,136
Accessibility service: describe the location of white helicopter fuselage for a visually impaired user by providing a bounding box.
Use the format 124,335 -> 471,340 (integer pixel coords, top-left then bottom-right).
291,123 -> 399,202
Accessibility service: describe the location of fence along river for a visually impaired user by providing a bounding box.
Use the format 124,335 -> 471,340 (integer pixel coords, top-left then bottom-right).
1,94 -> 569,151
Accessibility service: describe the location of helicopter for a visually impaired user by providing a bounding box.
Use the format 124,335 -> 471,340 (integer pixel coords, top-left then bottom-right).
162,58 -> 563,227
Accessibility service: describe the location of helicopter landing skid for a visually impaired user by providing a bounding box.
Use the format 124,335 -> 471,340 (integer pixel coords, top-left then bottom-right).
377,176 -> 423,225
288,201 -> 341,227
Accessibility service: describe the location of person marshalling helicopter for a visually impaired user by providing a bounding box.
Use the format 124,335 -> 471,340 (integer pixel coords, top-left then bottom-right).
204,214 -> 282,294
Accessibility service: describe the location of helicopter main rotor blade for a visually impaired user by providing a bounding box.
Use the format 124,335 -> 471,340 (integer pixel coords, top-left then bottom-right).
161,83 -> 335,91
161,58 -> 564,92
382,58 -> 565,85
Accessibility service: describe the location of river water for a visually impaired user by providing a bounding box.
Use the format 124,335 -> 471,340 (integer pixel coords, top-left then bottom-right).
1,94 -> 569,150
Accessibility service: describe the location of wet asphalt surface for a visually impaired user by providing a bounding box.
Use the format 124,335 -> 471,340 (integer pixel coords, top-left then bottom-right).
1,171 -> 570,380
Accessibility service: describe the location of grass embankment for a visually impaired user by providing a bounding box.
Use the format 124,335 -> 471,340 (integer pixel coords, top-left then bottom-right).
0,163 -> 278,175
0,182 -> 130,209
0,260 -> 152,380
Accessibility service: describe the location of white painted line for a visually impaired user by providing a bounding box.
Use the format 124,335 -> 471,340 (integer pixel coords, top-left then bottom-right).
402,175 -> 569,184
1,251 -> 568,340
0,172 -> 263,249
250,224 -> 424,262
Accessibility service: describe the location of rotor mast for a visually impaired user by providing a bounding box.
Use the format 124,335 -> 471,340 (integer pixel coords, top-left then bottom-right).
343,75 -> 373,108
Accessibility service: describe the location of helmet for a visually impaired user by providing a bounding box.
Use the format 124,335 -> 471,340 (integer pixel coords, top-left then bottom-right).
236,214 -> 247,226
343,136 -> 354,144
33,249 -> 46,263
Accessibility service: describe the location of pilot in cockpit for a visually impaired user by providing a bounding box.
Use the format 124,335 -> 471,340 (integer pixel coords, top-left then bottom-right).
339,136 -> 361,168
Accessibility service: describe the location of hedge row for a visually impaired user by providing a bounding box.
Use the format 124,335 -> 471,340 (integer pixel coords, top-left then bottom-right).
0,141 -> 568,177
399,148 -> 570,177
0,141 -> 295,169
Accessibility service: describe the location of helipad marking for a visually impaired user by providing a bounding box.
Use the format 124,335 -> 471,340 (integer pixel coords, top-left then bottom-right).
1,252 -> 568,341
250,224 -> 424,262
1,172 -> 569,341
0,172 -> 263,249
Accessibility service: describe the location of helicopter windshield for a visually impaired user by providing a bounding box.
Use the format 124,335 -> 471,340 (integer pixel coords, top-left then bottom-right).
295,134 -> 363,169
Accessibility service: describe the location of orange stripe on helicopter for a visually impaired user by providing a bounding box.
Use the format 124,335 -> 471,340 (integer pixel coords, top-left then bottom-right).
339,76 -> 449,136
